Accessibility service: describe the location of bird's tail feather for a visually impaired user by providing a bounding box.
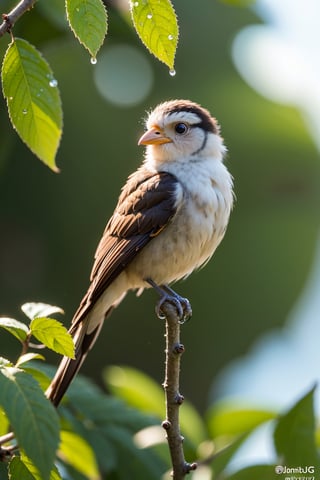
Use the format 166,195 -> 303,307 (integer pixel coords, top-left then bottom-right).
45,308 -> 113,406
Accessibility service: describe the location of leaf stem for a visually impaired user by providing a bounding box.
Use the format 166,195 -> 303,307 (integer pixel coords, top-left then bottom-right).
0,0 -> 36,38
160,301 -> 197,479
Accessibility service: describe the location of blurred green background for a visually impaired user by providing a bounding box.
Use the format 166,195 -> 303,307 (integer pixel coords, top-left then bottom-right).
0,0 -> 319,413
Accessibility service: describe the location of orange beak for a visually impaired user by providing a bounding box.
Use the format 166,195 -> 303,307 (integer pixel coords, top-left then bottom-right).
138,126 -> 172,146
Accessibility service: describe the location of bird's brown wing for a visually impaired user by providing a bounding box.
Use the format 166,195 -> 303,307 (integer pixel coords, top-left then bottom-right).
71,168 -> 180,327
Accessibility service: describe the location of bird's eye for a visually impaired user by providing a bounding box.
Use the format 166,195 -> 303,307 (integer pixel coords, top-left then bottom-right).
174,123 -> 188,135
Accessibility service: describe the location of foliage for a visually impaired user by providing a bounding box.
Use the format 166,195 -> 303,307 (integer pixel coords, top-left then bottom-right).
1,38 -> 62,171
0,303 -> 320,479
0,0 -> 178,171
1,1 -> 319,479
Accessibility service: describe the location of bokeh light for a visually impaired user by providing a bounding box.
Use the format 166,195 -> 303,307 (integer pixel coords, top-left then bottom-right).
93,44 -> 153,107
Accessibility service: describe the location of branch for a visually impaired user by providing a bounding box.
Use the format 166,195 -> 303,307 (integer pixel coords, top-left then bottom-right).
160,301 -> 197,479
0,431 -> 16,459
0,0 -> 36,38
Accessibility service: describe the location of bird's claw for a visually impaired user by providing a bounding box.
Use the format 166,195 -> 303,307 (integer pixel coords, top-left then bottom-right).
156,293 -> 192,323
145,279 -> 192,323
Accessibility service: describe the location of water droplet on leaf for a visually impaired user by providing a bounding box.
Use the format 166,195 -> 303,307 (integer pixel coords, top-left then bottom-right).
22,109 -> 28,115
133,1 -> 139,6
168,35 -> 174,40
90,57 -> 97,65
49,78 -> 58,87
147,13 -> 153,19
169,69 -> 176,77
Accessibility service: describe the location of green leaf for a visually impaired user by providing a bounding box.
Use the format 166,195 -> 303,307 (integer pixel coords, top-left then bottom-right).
106,424 -> 166,479
9,457 -> 36,480
16,353 -> 45,367
1,38 -> 62,172
0,367 -> 60,480
207,402 -> 276,438
0,317 -> 29,342
19,454 -> 62,480
59,430 -> 99,479
20,366 -> 52,392
274,386 -> 320,467
104,365 -> 206,446
8,455 -> 62,480
30,318 -> 75,358
0,405 -> 9,437
131,0 -> 178,71
57,373 -> 168,477
21,302 -> 64,321
104,365 -> 164,416
0,463 -> 8,480
66,0 -> 108,59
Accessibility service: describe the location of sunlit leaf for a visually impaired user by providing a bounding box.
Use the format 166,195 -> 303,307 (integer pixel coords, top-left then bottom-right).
104,365 -> 164,416
130,0 -> 178,71
30,318 -> 75,358
274,386 -> 320,467
0,367 -> 60,480
21,302 -> 64,321
21,366 -> 52,392
0,406 -> 9,437
9,457 -> 36,480
16,353 -> 45,367
66,0 -> 108,59
207,402 -> 276,438
59,430 -> 99,479
1,38 -> 62,171
8,455 -> 62,480
0,317 -> 29,342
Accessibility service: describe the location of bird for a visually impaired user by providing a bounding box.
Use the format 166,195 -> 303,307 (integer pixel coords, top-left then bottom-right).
45,99 -> 234,406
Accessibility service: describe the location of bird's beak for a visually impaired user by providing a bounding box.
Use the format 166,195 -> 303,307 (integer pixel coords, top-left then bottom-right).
138,126 -> 172,146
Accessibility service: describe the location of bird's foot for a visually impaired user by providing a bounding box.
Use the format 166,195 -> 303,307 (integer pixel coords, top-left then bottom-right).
146,279 -> 192,323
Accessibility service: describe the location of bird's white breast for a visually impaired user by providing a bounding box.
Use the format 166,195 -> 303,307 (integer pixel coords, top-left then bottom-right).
126,156 -> 233,288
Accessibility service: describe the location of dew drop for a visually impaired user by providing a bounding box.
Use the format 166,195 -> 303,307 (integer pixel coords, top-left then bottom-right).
90,57 -> 97,65
169,69 -> 176,77
8,96 -> 13,101
22,109 -> 28,115
168,34 -> 174,40
133,1 -> 139,6
49,78 -> 58,87
147,13 -> 152,19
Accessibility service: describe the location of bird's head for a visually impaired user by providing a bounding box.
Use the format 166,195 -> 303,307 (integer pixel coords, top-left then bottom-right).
138,99 -> 226,165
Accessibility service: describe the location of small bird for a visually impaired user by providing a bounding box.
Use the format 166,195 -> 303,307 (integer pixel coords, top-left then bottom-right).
46,99 -> 234,406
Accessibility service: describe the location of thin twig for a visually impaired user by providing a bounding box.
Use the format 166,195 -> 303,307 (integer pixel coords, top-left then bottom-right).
0,431 -> 16,460
0,432 -> 14,445
0,0 -> 36,38
160,301 -> 197,479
